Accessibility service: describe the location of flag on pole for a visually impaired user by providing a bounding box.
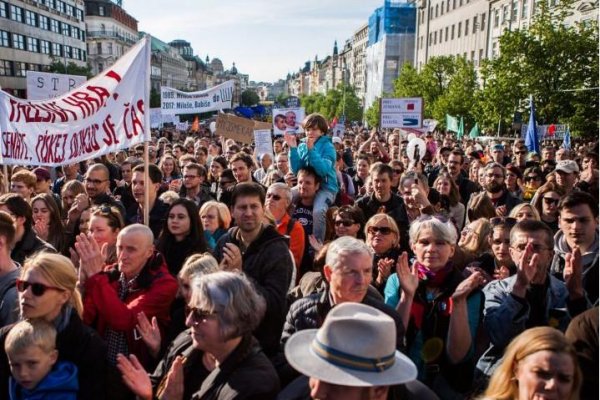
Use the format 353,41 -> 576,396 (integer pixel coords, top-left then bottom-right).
525,95 -> 539,154
562,126 -> 571,150
469,123 -> 480,138
191,116 -> 199,132
457,117 -> 464,139
446,114 -> 459,132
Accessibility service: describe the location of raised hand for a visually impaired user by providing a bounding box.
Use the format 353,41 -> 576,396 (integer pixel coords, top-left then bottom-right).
512,242 -> 539,298
136,312 -> 161,359
308,235 -> 323,253
564,246 -> 584,299
157,355 -> 185,400
376,258 -> 394,286
74,233 -> 105,278
452,271 -> 485,302
220,243 -> 242,272
116,354 -> 152,400
284,133 -> 297,148
396,252 -> 419,297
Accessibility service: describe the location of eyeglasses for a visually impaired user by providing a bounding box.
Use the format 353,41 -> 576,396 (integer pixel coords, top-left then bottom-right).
266,193 -> 282,201
367,226 -> 394,235
511,243 -> 551,253
188,307 -> 218,324
525,176 -> 541,182
335,219 -> 355,227
490,217 -> 517,228
543,197 -> 559,205
85,178 -> 107,185
16,279 -> 63,296
515,151 -> 527,155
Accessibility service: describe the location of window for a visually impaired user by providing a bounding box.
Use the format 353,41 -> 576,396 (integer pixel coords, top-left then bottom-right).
40,39 -> 50,54
61,22 -> 70,36
458,22 -> 462,37
453,0 -> 456,9
502,5 -> 509,22
39,15 -> 48,30
0,30 -> 8,47
98,62 -> 103,72
441,2 -> 444,15
512,1 -> 519,21
71,26 -> 78,39
25,10 -> 36,26
50,19 -> 60,33
481,13 -> 486,30
479,49 -> 484,61
75,8 -> 83,21
447,0 -> 451,11
9,4 -> 23,22
473,16 -> 478,33
98,5 -> 105,16
459,0 -> 463,6
435,4 -> 439,17
445,26 -> 449,41
0,60 -> 12,76
97,42 -> 102,54
14,61 -> 26,77
494,9 -> 500,27
72,48 -> 80,60
64,45 -> 71,58
471,51 -> 475,60
434,31 -> 437,45
451,24 -> 455,39
52,42 -> 61,56
66,4 -> 73,16
522,0 -> 529,18
107,42 -> 112,54
465,19 -> 469,35
12,33 -> 24,50
0,1 -> 6,18
56,0 -> 65,13
27,37 -> 38,52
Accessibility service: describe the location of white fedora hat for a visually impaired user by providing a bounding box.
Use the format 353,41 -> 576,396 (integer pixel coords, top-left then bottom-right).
285,303 -> 417,387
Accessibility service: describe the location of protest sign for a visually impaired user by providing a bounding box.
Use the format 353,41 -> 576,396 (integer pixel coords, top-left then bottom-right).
150,108 -> 162,128
215,113 -> 255,144
380,98 -> 423,129
254,129 -> 273,157
0,36 -> 151,166
272,107 -> 305,136
161,81 -> 234,115
26,71 -> 87,100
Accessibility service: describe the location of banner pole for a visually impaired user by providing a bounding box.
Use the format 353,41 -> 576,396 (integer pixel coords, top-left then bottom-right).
2,165 -> 7,194
143,141 -> 149,226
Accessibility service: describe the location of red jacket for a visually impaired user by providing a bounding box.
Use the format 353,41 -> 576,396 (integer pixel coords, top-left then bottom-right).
276,213 -> 305,272
83,252 -> 178,368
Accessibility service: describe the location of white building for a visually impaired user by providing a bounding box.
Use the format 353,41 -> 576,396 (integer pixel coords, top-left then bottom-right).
352,23 -> 369,104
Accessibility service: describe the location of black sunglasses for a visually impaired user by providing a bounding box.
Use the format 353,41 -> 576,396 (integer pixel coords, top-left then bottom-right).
188,307 -> 218,323
367,226 -> 394,235
266,193 -> 282,201
335,219 -> 355,227
16,279 -> 63,296
543,197 -> 559,205
490,217 -> 517,227
524,176 -> 541,182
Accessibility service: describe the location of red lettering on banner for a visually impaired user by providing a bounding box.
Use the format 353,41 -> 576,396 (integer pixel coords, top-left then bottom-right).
101,114 -> 119,146
105,70 -> 122,82
1,132 -> 29,160
62,85 -> 111,118
123,101 -> 145,139
68,124 -> 100,159
35,132 -> 68,164
8,99 -> 76,123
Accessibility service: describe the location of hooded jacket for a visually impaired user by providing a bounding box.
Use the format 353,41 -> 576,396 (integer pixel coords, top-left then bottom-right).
9,361 -> 78,400
289,135 -> 338,193
214,225 -> 293,356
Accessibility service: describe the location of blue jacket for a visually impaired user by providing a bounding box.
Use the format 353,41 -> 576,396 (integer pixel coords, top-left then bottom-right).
289,135 -> 338,193
9,361 -> 78,400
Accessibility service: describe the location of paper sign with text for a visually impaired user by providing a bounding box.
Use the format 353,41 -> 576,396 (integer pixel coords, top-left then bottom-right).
161,81 -> 234,115
0,37 -> 151,166
26,71 -> 87,100
254,129 -> 273,157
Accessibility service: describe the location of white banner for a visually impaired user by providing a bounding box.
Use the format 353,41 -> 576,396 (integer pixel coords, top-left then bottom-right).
380,97 -> 423,129
161,81 -> 234,115
26,71 -> 87,100
0,37 -> 151,166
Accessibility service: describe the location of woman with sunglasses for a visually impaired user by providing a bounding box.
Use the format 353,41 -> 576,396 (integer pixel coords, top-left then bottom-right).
332,205 -> 365,240
384,215 -> 485,398
522,166 -> 544,201
389,160 -> 404,194
365,214 -> 402,292
157,198 -> 208,277
199,201 -> 232,251
532,182 -> 565,234
0,253 -> 107,400
31,193 -> 66,254
116,271 -> 279,400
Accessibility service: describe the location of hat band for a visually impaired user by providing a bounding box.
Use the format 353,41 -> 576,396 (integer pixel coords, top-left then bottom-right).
311,338 -> 395,372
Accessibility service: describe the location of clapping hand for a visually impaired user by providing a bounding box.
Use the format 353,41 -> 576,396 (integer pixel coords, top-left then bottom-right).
452,271 -> 486,302
74,233 -> 107,279
395,252 -> 419,298
220,243 -> 242,272
564,246 -> 584,299
116,354 -> 152,400
136,312 -> 161,359
157,356 -> 185,400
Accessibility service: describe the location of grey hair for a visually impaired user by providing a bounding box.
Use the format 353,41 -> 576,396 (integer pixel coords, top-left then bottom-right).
325,236 -> 373,271
178,253 -> 219,280
484,162 -> 506,178
409,217 -> 458,245
190,271 -> 266,340
119,223 -> 154,246
268,182 -> 292,205
399,171 -> 428,188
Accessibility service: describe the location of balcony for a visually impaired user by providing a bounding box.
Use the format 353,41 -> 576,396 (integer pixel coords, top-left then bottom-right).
86,31 -> 137,45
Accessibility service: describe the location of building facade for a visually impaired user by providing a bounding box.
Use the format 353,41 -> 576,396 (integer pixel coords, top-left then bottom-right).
84,0 -> 137,76
0,0 -> 87,97
352,23 -> 369,104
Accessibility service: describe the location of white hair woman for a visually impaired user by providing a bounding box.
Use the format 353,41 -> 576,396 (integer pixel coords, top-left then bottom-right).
383,215 -> 486,398
116,271 -> 280,399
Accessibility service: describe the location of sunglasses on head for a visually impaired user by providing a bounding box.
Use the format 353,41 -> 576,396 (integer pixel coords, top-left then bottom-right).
367,226 -> 394,235
335,219 -> 355,227
16,279 -> 63,296
490,217 -> 517,227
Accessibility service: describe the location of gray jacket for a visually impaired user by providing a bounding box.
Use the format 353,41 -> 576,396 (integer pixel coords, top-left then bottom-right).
0,267 -> 19,328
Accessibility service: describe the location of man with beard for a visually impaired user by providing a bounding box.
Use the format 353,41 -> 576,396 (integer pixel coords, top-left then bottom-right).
469,162 -> 521,217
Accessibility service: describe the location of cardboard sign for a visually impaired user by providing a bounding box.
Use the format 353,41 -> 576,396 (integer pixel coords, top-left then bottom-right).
215,114 -> 255,144
0,37 -> 151,166
26,71 -> 87,100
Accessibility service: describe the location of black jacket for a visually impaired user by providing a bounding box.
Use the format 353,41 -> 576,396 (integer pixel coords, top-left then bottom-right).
11,227 -> 56,265
0,309 -> 107,400
214,225 -> 293,356
126,198 -> 170,239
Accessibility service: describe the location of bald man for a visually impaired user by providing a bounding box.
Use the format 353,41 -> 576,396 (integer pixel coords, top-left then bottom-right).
79,224 -> 178,396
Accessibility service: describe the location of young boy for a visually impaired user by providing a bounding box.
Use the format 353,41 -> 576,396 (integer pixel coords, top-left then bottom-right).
286,113 -> 338,242
5,319 -> 78,399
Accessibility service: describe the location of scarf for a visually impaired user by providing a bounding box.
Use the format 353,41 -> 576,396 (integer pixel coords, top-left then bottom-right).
105,272 -> 139,365
410,261 -> 455,331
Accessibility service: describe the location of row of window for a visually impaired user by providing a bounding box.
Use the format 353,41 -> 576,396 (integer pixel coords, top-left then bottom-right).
0,59 -> 51,76
419,13 -> 487,49
0,2 -> 85,41
426,0 -> 472,20
425,0 -> 557,25
0,30 -> 87,61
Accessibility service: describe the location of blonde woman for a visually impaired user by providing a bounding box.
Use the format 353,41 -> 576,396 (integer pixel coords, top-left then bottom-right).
509,203 -> 541,222
199,201 -> 231,250
364,213 -> 401,291
458,218 -> 492,266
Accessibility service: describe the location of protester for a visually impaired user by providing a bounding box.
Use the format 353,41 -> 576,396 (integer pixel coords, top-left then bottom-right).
199,201 -> 231,251
31,193 -> 66,254
127,164 -> 169,239
0,212 -> 19,327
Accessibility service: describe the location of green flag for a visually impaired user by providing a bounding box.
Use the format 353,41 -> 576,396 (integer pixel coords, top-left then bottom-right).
469,123 -> 480,138
457,117 -> 464,139
446,114 -> 459,132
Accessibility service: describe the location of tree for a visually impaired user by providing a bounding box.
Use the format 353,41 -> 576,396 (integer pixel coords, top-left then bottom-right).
46,60 -> 92,78
150,88 -> 161,108
364,98 -> 380,128
241,90 -> 260,106
478,1 -> 598,136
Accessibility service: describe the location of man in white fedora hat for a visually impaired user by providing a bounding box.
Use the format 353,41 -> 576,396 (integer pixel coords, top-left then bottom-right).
283,302 -> 438,400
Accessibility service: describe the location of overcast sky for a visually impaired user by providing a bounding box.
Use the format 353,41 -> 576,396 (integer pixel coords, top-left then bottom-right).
125,0 -> 384,83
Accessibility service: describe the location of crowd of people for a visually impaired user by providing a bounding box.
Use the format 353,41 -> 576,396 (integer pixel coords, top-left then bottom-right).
0,112 -> 597,400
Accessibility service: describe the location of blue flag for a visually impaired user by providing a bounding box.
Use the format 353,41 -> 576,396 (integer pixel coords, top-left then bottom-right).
525,95 -> 539,154
562,126 -> 571,150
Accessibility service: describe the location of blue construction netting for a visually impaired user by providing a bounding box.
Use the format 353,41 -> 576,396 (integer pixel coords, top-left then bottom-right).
368,0 -> 416,46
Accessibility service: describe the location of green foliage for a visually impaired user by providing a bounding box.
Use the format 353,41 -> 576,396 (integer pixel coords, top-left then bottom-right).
150,88 -> 160,108
275,93 -> 289,106
46,60 -> 92,78
300,84 -> 363,123
241,90 -> 260,106
364,98 -> 380,128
